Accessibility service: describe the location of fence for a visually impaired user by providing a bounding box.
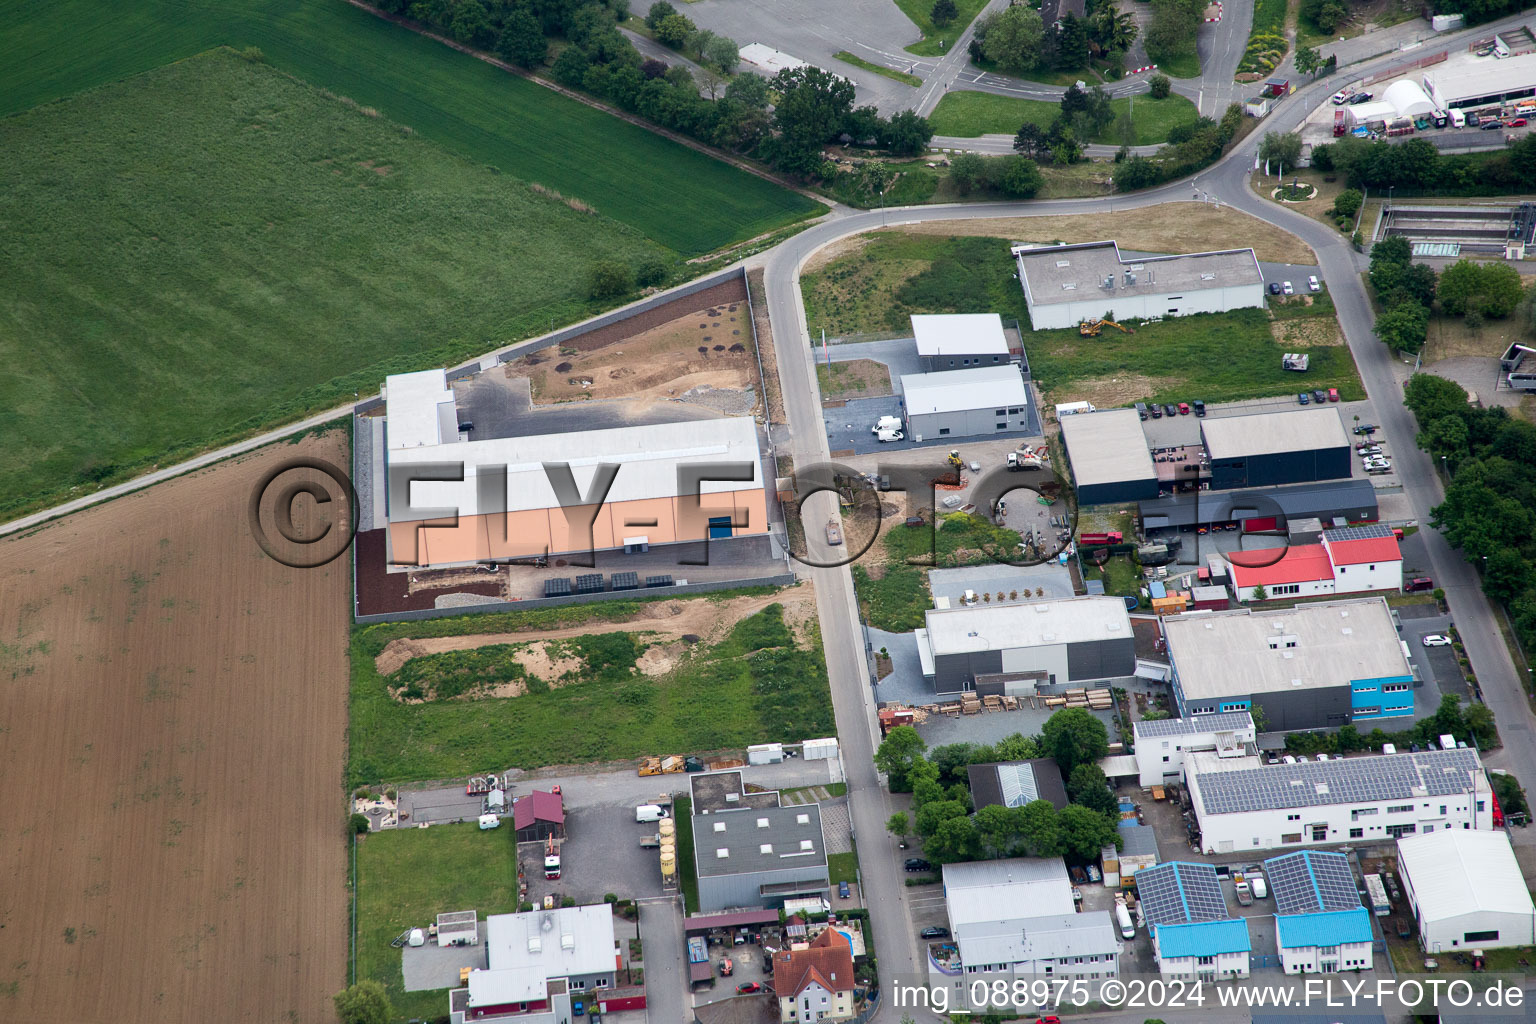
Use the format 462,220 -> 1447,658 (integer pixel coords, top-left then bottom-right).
1361,49 -> 1447,87
355,572 -> 796,625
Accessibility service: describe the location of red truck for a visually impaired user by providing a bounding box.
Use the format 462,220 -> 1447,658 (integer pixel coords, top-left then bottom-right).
1079,531 -> 1123,546
1333,110 -> 1347,136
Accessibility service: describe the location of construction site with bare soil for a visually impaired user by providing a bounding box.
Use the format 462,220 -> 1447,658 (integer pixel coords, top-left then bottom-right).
0,434 -> 351,1024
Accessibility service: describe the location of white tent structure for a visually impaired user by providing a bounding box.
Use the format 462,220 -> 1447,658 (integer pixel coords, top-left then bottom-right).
1397,830 -> 1536,953
1384,80 -> 1436,119
1347,100 -> 1398,126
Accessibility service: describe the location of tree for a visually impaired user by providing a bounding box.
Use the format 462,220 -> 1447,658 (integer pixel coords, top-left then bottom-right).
1016,798 -> 1065,857
552,44 -> 591,87
1369,234 -> 1413,272
725,71 -> 770,108
496,8 -> 549,68
992,732 -> 1041,761
1081,85 -> 1115,138
842,104 -> 883,144
769,66 -> 857,175
886,811 -> 911,839
1090,4 -> 1138,54
875,725 -> 927,791
653,12 -> 694,47
950,151 -> 987,194
349,812 -> 371,835
1115,155 -> 1162,192
974,803 -> 1021,858
1058,804 -> 1119,862
645,0 -> 676,29
1250,584 -> 1268,603
334,981 -> 393,1024
1483,547 -> 1532,603
879,109 -> 934,155
1012,121 -> 1047,160
1404,373 -> 1471,424
588,260 -> 635,299
1259,130 -> 1303,173
1294,43 -> 1321,77
1519,281 -> 1536,336
1375,302 -> 1429,354
1056,12 -> 1091,71
853,160 -> 898,206
982,5 -> 1047,74
1041,708 -> 1109,773
1148,73 -> 1171,99
1144,0 -> 1203,67
703,33 -> 739,74
990,154 -> 1044,197
1477,263 -> 1524,318
932,0 -> 958,26
1332,187 -> 1362,219
1067,763 -> 1118,817
1436,260 -> 1524,319
683,27 -> 718,62
1418,414 -> 1470,466
926,814 -> 982,863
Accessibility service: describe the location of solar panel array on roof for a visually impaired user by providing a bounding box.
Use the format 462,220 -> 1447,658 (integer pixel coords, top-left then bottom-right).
611,572 -> 639,591
544,578 -> 572,597
646,574 -> 674,588
1135,712 -> 1252,738
574,574 -> 605,594
997,764 -> 1041,808
1264,851 -> 1361,916
1323,523 -> 1394,543
1136,862 -> 1228,927
1196,748 -> 1481,814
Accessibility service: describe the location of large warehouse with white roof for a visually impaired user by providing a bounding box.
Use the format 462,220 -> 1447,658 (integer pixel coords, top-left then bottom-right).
920,596 -> 1135,694
1424,51 -> 1536,111
912,313 -> 1012,372
1058,409 -> 1160,505
899,364 -> 1033,439
383,368 -> 768,567
1014,241 -> 1265,330
1397,829 -> 1535,952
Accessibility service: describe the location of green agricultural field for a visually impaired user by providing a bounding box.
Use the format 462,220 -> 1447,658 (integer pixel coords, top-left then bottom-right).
349,602 -> 834,784
0,51 -> 674,519
0,0 -> 815,253
928,90 -> 1201,145
356,824 -> 521,1020
802,232 -> 1364,405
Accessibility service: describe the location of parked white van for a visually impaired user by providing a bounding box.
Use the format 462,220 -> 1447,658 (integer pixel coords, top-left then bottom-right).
635,804 -> 665,823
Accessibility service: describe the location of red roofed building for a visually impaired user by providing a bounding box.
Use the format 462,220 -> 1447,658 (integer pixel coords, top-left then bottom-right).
1231,525 -> 1402,602
513,790 -> 565,842
772,928 -> 856,1023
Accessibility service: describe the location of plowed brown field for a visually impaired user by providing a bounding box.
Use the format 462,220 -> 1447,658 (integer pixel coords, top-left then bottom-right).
0,434 -> 350,1023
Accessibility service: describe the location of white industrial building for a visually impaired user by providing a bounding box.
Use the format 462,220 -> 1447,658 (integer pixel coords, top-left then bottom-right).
1264,850 -> 1375,974
1132,713 -> 1257,787
1135,862 -> 1251,979
899,365 -> 1033,440
937,858 -> 1121,979
1013,240 -> 1264,331
1397,829 -> 1536,953
912,313 -> 1011,372
1186,745 -> 1494,855
920,596 -> 1136,694
452,905 -> 620,1024
1425,51 -> 1536,111
1229,524 -> 1404,603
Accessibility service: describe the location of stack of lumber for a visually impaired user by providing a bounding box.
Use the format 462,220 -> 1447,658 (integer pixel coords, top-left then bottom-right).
960,697 -> 982,715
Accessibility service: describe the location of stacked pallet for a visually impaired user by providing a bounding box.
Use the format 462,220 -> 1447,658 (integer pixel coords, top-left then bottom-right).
1000,695 -> 1019,710
960,697 -> 982,715
1087,687 -> 1115,711
939,702 -> 963,716
981,695 -> 1004,711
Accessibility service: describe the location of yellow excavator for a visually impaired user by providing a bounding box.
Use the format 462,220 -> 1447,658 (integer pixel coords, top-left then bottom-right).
947,450 -> 964,470
1079,318 -> 1135,337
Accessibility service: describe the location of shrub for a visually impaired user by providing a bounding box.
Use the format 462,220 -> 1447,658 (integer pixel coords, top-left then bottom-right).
1148,73 -> 1171,99
349,812 -> 371,835
636,255 -> 669,287
588,259 -> 635,299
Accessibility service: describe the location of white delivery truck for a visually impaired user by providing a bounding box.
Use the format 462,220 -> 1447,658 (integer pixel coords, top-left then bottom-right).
1114,900 -> 1136,939
871,415 -> 902,434
875,427 -> 904,442
1450,108 -> 1466,128
636,804 -> 666,823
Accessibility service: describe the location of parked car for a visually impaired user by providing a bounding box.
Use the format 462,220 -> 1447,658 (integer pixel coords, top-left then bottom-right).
905,858 -> 933,872
1422,634 -> 1452,647
1268,281 -> 1282,295
1328,387 -> 1339,402
1467,112 -> 1482,126
1178,402 -> 1191,415
1163,403 -> 1178,418
920,926 -> 951,939
736,982 -> 762,994
838,881 -> 851,899
1309,275 -> 1321,292
1349,92 -> 1374,104
1037,1017 -> 1063,1024
1150,403 -> 1163,418
1353,423 -> 1377,435
1193,399 -> 1206,417
1283,280 -> 1295,295
1357,446 -> 1383,456
1483,120 -> 1504,130
1313,389 -> 1327,404
1406,576 -> 1435,592
1331,90 -> 1351,105
1298,392 -> 1311,405
1511,117 -> 1530,127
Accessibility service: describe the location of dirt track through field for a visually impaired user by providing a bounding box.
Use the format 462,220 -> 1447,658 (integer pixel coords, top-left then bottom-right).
375,586 -> 816,676
0,436 -> 349,1023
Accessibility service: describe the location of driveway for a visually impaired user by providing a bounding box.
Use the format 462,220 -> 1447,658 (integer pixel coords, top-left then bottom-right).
637,898 -> 687,1024
827,338 -> 923,387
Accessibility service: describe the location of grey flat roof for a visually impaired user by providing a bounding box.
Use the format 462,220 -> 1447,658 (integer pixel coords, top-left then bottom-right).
693,804 -> 826,877
691,770 -> 781,813
925,597 -> 1132,656
1117,821 -> 1159,858
1192,746 -> 1484,815
1059,409 -> 1157,488
1016,240 -> 1262,309
1201,407 -> 1349,460
1134,712 -> 1254,739
1139,479 -> 1378,529
968,759 -> 1069,811
1164,597 -> 1408,700
900,364 -> 1028,416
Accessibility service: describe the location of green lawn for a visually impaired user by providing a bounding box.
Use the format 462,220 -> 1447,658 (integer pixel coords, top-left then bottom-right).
928,90 -> 1201,145
803,231 -> 1365,405
852,564 -> 933,632
834,51 -> 922,86
356,824 -> 521,1021
1152,50 -> 1201,79
1083,555 -> 1143,602
0,51 -> 686,519
892,0 -> 989,56
674,796 -> 700,913
827,852 -> 859,886
0,1 -> 815,255
349,601 -> 835,785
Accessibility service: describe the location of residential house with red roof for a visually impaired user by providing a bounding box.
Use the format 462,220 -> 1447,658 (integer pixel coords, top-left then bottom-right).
1229,525 -> 1402,603
772,928 -> 856,1023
